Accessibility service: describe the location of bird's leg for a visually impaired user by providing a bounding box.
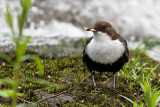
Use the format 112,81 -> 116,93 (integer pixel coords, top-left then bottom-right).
113,72 -> 116,90
91,71 -> 101,92
92,74 -> 96,89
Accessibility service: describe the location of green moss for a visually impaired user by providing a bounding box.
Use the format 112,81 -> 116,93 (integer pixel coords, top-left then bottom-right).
0,50 -> 160,106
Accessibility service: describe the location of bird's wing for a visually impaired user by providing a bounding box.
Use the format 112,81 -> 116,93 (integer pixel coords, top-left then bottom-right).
83,36 -> 93,62
118,36 -> 129,62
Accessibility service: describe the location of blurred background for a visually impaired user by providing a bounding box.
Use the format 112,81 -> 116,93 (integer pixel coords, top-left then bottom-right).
0,0 -> 160,60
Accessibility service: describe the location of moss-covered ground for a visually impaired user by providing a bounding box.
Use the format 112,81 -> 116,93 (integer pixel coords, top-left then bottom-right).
0,50 -> 160,106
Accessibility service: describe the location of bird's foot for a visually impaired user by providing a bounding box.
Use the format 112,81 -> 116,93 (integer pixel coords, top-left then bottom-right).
91,87 -> 102,93
103,81 -> 116,90
104,81 -> 112,88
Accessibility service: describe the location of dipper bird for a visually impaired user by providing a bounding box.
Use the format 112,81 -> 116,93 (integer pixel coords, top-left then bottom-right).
83,21 -> 129,90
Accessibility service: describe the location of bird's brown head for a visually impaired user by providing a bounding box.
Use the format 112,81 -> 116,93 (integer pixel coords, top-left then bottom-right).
84,21 -> 116,36
94,21 -> 112,32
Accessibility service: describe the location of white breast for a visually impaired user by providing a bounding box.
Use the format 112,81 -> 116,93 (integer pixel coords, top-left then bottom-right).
85,32 -> 125,65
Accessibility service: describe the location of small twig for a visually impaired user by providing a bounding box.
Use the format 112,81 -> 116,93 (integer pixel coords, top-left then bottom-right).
36,86 -> 75,103
36,71 -> 92,103
18,97 -> 33,104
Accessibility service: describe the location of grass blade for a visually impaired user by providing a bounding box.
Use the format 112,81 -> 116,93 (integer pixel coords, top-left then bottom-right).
21,55 -> 44,77
17,36 -> 31,61
18,0 -> 31,38
0,53 -> 12,63
120,95 -> 134,104
6,3 -> 13,32
140,103 -> 144,107
134,54 -> 141,65
155,93 -> 160,106
133,101 -> 138,107
22,0 -> 31,11
34,57 -> 44,77
151,90 -> 160,107
0,90 -> 23,98
0,78 -> 16,88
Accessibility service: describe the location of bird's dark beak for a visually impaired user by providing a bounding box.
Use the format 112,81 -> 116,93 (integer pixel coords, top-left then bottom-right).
84,27 -> 97,32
